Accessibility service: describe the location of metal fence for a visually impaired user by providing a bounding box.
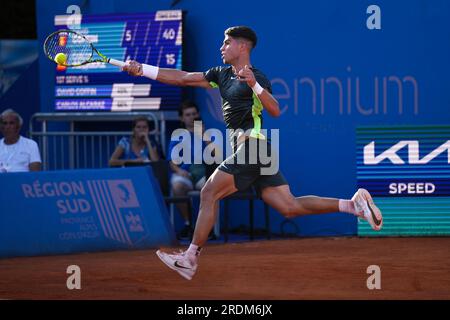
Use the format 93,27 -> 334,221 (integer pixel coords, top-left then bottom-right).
29,112 -> 178,170
31,131 -> 136,170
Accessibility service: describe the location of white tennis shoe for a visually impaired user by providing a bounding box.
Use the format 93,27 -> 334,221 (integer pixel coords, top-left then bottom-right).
352,188 -> 383,231
156,250 -> 198,280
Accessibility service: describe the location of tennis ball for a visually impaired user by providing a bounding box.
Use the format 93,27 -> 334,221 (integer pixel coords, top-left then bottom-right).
54,52 -> 67,65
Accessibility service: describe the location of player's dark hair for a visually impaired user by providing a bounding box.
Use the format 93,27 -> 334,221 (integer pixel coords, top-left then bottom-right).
132,116 -> 149,129
178,100 -> 199,117
225,26 -> 257,48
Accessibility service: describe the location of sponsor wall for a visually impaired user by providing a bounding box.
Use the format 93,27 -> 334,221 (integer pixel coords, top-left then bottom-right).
0,167 -> 176,258
34,0 -> 450,236
357,125 -> 450,236
0,40 -> 40,135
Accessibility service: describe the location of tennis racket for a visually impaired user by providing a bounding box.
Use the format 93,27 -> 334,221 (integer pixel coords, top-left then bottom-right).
43,29 -> 125,67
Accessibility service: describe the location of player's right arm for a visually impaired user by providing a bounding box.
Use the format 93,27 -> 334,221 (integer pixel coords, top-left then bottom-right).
158,69 -> 212,88
123,60 -> 211,89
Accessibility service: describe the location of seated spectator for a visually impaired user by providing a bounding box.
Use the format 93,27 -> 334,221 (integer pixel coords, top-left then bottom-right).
109,116 -> 160,167
0,113 -> 3,138
0,109 -> 42,172
168,101 -> 210,240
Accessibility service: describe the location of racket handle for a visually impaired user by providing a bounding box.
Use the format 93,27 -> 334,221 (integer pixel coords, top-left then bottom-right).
108,58 -> 126,68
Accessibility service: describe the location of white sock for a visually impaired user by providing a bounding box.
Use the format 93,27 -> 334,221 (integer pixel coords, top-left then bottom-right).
186,243 -> 201,260
339,199 -> 357,215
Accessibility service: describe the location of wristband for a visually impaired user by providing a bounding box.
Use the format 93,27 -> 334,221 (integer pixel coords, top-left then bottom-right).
141,64 -> 159,80
252,82 -> 264,95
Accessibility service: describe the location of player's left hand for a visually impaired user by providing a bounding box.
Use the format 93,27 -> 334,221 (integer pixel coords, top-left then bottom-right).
238,65 -> 256,87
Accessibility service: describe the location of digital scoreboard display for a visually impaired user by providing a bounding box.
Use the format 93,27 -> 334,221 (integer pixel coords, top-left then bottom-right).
53,10 -> 182,111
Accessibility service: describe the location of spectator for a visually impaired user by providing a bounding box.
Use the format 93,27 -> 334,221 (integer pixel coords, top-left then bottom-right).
0,113 -> 3,138
168,101 -> 210,240
0,109 -> 41,172
109,116 -> 160,167
0,114 -> 3,137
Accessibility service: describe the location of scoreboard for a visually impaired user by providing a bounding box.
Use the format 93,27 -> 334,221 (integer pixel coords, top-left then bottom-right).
53,10 -> 183,111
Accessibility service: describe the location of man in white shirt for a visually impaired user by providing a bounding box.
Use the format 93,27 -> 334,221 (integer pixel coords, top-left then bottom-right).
0,109 -> 41,173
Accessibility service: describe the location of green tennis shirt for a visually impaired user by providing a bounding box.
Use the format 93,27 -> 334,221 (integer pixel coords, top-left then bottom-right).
203,66 -> 272,142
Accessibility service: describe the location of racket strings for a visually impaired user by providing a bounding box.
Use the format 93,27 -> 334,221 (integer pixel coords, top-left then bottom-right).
45,31 -> 93,66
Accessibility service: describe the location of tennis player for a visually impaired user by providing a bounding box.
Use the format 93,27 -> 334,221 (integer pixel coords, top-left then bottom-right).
123,26 -> 383,280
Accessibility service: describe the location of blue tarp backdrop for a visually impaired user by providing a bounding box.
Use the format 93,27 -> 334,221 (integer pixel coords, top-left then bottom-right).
0,167 -> 176,258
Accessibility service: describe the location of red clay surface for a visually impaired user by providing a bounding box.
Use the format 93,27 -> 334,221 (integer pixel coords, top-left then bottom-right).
0,237 -> 449,300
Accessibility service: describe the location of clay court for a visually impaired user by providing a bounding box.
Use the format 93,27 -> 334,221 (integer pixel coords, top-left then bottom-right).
0,237 -> 449,300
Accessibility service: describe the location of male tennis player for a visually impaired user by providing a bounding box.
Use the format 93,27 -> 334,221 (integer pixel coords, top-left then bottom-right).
123,26 -> 383,280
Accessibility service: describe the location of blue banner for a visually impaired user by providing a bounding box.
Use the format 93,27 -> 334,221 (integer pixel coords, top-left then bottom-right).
36,0 -> 450,237
0,167 -> 176,258
356,125 -> 450,236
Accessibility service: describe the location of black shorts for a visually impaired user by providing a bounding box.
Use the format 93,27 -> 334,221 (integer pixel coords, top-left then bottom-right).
218,137 -> 288,196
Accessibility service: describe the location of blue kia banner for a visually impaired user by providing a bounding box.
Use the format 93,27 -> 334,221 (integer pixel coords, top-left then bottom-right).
357,125 -> 450,236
